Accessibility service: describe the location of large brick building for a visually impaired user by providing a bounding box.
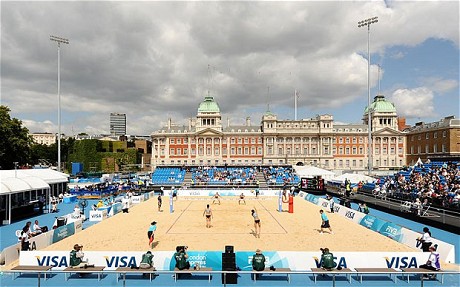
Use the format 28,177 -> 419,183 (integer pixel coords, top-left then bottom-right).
405,116 -> 460,165
150,94 -> 406,171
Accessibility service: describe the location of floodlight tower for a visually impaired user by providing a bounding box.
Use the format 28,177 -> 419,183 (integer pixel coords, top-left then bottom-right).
358,16 -> 378,175
50,35 -> 69,172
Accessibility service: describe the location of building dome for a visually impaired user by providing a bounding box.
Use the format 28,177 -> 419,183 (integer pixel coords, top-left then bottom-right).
198,96 -> 220,113
363,95 -> 396,114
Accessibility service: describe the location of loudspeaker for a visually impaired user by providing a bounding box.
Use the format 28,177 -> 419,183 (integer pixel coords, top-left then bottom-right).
56,217 -> 66,227
222,253 -> 236,269
225,245 -> 234,253
222,272 -> 238,284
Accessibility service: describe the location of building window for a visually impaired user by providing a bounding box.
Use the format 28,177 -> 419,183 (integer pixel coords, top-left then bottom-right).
244,147 -> 249,155
258,147 -> 263,155
177,148 -> 181,155
244,138 -> 249,144
425,145 -> 429,153
170,148 -> 175,155
410,146 -> 413,154
352,137 -> 357,144
434,132 -> 437,139
238,138 -> 242,144
170,139 -> 175,144
345,147 -> 350,154
215,148 -> 220,156
426,133 -> 429,139
238,147 -> 242,155
339,147 -> 343,154
191,148 -> 196,155
352,160 -> 356,167
442,131 -> 447,137
184,138 -> 188,144
433,144 -> 437,153
223,148 -> 227,155
231,148 -> 235,155
345,138 -> 350,144
199,147 -> 204,155
184,148 -> 188,155
359,160 -> 363,167
359,147 -> 363,154
375,147 -> 380,155
352,147 -> 357,154
231,138 -> 235,144
339,138 -> 343,144
398,147 -> 403,154
442,144 -> 446,152
383,147 -> 387,154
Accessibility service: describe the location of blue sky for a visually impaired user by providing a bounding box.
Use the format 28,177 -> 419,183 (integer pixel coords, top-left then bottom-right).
1,1 -> 459,135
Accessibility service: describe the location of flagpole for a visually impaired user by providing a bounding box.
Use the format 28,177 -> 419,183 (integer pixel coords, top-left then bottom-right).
294,90 -> 297,121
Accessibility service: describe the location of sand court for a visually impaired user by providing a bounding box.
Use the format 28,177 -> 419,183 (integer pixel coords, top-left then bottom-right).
166,199 -> 287,235
39,194 -> 418,254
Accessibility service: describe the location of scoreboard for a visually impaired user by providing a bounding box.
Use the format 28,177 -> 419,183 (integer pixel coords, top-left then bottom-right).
300,177 -> 325,191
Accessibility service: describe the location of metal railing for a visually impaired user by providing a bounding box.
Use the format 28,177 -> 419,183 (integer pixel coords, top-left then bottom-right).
2,269 -> 459,287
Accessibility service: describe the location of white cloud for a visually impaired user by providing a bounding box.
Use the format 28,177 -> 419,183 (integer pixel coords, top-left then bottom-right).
1,1 -> 458,135
390,87 -> 436,118
421,78 -> 459,94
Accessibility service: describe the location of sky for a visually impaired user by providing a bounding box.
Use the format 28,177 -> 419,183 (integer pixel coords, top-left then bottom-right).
1,0 -> 459,136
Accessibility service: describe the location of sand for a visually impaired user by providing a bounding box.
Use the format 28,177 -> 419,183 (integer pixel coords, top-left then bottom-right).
41,196 -> 417,253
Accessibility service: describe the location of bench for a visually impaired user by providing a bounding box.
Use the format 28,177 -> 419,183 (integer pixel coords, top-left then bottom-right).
354,268 -> 399,283
116,267 -> 156,286
253,267 -> 292,283
63,266 -> 105,281
311,267 -> 353,283
174,267 -> 213,282
11,265 -> 53,280
401,268 -> 445,283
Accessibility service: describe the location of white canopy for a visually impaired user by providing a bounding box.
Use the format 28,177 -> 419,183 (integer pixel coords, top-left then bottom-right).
329,173 -> 375,184
293,166 -> 336,180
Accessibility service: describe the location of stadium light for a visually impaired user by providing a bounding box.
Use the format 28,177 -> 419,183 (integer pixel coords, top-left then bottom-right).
50,35 -> 69,172
358,16 -> 378,175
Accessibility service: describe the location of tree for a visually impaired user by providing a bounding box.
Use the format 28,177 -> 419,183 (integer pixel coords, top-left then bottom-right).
0,106 -> 33,169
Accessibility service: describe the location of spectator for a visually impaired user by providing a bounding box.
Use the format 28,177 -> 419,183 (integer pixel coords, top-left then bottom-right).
174,246 -> 190,270
320,248 -> 336,271
252,248 -> 266,271
51,197 -> 58,213
33,220 -> 47,234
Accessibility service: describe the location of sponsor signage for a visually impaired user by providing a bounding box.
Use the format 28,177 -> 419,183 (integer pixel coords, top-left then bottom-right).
52,223 -> 75,243
89,210 -> 107,222
20,251 -> 428,271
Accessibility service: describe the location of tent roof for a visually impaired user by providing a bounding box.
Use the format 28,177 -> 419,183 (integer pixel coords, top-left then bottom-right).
293,166 -> 335,177
330,173 -> 375,184
0,169 -> 67,195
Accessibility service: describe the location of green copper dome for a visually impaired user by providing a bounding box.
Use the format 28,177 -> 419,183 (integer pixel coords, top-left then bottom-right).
363,95 -> 396,114
198,96 -> 220,113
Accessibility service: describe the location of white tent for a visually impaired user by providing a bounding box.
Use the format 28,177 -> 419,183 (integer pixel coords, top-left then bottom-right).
329,173 -> 375,184
293,166 -> 336,181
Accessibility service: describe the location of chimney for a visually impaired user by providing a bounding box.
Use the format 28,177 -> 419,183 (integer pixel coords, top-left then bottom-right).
168,118 -> 172,129
246,117 -> 251,126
